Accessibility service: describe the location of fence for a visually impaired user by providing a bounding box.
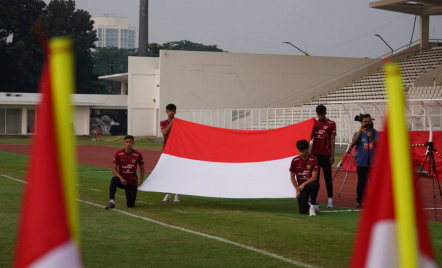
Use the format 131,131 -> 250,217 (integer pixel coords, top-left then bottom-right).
176,100 -> 442,145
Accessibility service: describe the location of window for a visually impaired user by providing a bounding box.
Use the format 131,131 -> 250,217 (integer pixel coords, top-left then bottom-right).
97,28 -> 103,47
5,108 -> 22,134
105,28 -> 118,47
128,30 -> 135,49
0,109 -> 5,134
27,109 -> 36,134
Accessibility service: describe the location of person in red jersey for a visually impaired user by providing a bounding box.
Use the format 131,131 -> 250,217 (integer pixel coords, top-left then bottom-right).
311,104 -> 336,209
105,135 -> 145,209
160,103 -> 181,203
290,139 -> 320,216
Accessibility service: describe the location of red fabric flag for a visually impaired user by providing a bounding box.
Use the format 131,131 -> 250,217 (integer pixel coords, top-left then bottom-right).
350,128 -> 437,268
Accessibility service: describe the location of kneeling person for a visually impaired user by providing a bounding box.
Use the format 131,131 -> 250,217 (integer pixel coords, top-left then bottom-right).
105,135 -> 145,209
289,140 -> 320,216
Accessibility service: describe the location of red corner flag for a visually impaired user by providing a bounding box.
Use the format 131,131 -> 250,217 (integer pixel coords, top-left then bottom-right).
14,38 -> 82,268
350,62 -> 437,267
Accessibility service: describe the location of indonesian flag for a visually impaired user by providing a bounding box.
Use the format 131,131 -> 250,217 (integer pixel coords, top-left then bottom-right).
350,61 -> 437,267
14,38 -> 83,268
139,118 -> 315,198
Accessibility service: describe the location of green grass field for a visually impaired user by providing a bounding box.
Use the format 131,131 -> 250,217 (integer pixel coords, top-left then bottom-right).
0,135 -> 164,151
0,150 -> 441,267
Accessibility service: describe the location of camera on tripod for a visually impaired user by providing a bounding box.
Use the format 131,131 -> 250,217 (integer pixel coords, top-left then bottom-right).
354,113 -> 374,130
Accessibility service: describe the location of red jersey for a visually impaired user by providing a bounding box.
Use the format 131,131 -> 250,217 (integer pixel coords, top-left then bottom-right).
112,149 -> 144,185
311,119 -> 336,155
289,155 -> 319,185
160,119 -> 172,148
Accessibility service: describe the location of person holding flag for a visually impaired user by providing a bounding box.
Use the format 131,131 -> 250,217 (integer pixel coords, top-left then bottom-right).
311,104 -> 336,209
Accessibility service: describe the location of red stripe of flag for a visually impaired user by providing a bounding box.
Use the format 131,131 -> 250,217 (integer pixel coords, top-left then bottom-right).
14,63 -> 72,268
164,118 -> 315,163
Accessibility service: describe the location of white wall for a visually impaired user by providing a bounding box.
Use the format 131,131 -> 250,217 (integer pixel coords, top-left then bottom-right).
127,57 -> 160,136
0,93 -> 127,135
73,106 -> 90,135
158,50 -> 373,116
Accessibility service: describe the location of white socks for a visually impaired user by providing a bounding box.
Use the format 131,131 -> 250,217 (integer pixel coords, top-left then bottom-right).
110,199 -> 115,204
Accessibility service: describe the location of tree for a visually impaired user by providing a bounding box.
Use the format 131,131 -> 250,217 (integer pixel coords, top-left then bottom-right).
41,0 -> 103,94
0,0 -> 103,94
0,0 -> 46,93
162,40 -> 225,53
146,40 -> 225,57
92,47 -> 137,94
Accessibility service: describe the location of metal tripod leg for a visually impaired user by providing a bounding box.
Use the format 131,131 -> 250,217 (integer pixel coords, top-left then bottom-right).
332,144 -> 355,182
338,150 -> 356,197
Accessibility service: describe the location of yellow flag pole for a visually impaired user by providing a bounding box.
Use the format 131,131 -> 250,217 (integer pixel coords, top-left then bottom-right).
49,37 -> 80,245
384,61 -> 418,268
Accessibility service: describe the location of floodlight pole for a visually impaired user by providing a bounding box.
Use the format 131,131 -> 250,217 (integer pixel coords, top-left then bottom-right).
283,41 -> 310,56
374,34 -> 393,54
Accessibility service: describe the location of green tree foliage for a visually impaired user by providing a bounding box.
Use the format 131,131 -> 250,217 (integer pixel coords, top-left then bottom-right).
0,0 -> 46,93
146,40 -> 225,57
92,47 -> 137,94
0,0 -> 103,94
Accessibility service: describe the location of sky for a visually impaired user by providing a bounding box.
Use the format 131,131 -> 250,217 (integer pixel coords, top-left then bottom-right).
43,0 -> 442,58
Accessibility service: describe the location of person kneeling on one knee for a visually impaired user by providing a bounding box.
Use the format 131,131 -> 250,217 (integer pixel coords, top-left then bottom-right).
289,139 -> 320,217
105,135 -> 145,210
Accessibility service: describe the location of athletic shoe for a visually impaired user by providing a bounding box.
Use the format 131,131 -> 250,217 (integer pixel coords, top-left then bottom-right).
105,202 -> 115,210
327,199 -> 334,209
309,205 -> 316,217
174,194 -> 181,203
162,194 -> 172,202
315,204 -> 320,212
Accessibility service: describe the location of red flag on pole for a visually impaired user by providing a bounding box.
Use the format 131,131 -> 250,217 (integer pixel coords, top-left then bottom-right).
14,38 -> 82,268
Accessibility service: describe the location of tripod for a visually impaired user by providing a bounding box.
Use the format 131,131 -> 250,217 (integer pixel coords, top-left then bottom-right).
418,141 -> 442,221
332,143 -> 357,197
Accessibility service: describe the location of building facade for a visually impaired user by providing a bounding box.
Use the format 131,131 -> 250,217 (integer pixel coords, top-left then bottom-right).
92,16 -> 136,49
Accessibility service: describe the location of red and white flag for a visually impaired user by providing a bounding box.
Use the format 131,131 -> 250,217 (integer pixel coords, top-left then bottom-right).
14,38 -> 82,268
350,61 -> 438,268
139,118 -> 315,198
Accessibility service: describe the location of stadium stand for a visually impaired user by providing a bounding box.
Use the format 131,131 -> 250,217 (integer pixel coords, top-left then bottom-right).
240,47 -> 442,141
309,46 -> 442,104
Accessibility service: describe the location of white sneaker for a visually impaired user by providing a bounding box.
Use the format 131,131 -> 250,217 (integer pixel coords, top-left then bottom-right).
309,205 -> 316,217
162,194 -> 172,202
327,199 -> 333,209
174,194 -> 181,203
315,204 -> 320,212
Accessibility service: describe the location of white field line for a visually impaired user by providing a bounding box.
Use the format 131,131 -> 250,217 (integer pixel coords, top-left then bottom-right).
173,209 -> 222,214
1,173 -> 321,268
320,210 -> 361,213
87,188 -> 101,192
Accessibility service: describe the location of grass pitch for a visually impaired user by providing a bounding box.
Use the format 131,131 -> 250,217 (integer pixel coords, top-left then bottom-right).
0,151 -> 441,268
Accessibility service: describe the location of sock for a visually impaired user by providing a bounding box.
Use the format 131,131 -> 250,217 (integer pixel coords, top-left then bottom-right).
110,199 -> 115,204
328,198 -> 332,202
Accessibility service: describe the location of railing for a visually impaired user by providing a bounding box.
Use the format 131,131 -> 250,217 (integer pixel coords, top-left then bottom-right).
176,100 -> 442,146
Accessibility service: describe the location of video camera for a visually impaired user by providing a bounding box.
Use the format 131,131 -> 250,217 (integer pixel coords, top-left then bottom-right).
354,113 -> 374,130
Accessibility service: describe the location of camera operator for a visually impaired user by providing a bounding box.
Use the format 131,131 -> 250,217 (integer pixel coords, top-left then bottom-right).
351,114 -> 379,208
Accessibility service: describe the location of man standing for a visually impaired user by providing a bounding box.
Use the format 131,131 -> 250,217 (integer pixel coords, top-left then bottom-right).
105,135 -> 145,209
352,114 -> 379,207
160,103 -> 180,203
311,104 -> 336,208
290,139 -> 320,217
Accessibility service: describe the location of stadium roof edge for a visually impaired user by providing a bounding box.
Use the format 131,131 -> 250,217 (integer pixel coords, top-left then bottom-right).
370,0 -> 442,15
